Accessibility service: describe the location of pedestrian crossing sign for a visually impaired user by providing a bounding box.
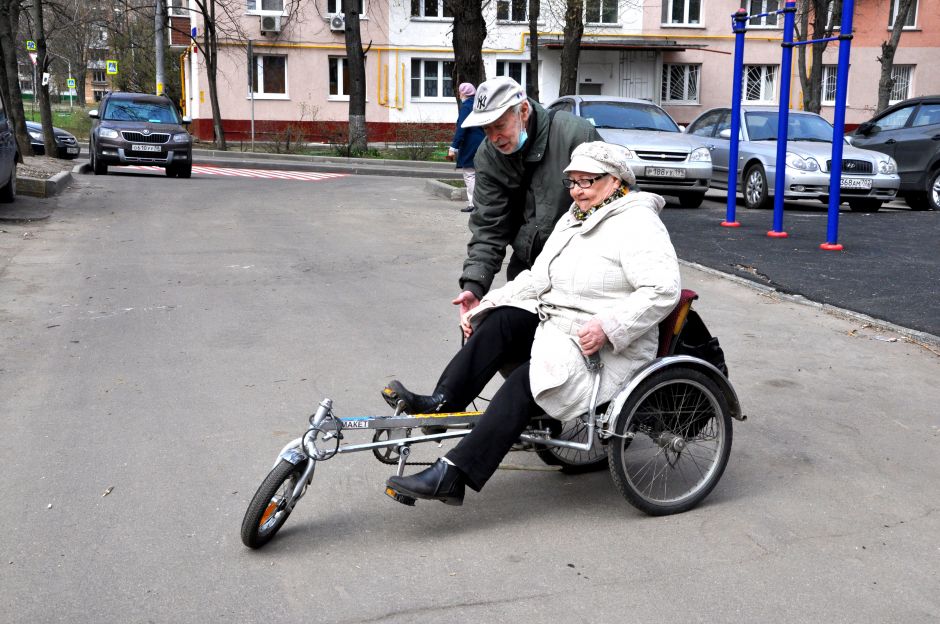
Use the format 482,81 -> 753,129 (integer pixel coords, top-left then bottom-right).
67,78 -> 76,88
106,60 -> 118,75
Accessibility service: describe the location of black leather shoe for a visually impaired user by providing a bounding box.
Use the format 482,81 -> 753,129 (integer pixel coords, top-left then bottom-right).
381,380 -> 445,414
386,459 -> 465,506
460,205 -> 475,213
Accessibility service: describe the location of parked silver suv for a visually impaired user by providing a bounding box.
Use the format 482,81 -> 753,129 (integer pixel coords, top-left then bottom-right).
89,92 -> 193,178
547,95 -> 712,207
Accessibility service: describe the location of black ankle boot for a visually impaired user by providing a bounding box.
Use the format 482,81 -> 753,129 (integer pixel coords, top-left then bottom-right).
381,380 -> 445,414
385,459 -> 465,506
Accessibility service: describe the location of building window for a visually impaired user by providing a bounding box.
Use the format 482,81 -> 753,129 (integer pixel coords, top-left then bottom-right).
744,0 -> 778,27
410,59 -> 454,99
329,57 -> 349,96
662,0 -> 701,25
888,0 -> 917,28
252,54 -> 286,96
743,65 -> 776,102
167,0 -> 187,16
496,0 -> 527,22
327,0 -> 363,13
496,60 -> 534,95
410,0 -> 452,18
246,0 -> 283,13
93,70 -> 107,83
822,65 -> 837,104
661,64 -> 700,103
586,0 -> 617,24
889,65 -> 913,103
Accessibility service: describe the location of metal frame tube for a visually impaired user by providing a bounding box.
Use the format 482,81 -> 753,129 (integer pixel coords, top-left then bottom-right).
725,9 -> 749,227
770,1 -> 797,236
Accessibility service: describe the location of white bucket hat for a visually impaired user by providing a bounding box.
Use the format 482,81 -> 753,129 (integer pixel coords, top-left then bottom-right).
461,76 -> 527,128
563,141 -> 637,187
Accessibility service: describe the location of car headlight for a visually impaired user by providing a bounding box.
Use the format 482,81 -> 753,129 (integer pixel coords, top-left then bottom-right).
28,130 -> 42,140
785,152 -> 819,171
98,128 -> 119,139
172,133 -> 191,143
878,157 -> 897,174
689,147 -> 711,162
620,146 -> 636,159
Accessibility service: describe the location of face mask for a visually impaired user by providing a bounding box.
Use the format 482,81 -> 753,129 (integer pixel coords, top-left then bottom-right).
510,129 -> 528,154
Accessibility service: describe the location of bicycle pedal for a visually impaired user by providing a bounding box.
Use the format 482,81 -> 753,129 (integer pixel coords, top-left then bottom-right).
385,487 -> 417,506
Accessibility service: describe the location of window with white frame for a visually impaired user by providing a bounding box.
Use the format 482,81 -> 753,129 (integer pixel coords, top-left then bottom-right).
662,0 -> 701,25
822,65 -> 837,104
329,57 -> 348,96
889,65 -> 913,103
410,0 -> 452,18
743,65 -> 776,102
167,0 -> 187,17
495,61 -> 535,95
252,54 -> 287,96
744,0 -> 778,27
888,0 -> 917,28
247,0 -> 283,13
327,0 -> 363,13
497,0 -> 527,22
586,0 -> 618,24
410,59 -> 454,99
661,64 -> 700,103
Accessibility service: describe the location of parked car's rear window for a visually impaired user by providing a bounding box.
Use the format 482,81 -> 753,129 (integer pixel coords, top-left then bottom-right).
104,100 -> 179,124
580,102 -> 679,132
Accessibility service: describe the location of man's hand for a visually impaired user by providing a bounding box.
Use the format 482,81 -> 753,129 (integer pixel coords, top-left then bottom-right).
577,319 -> 609,356
452,290 -> 480,316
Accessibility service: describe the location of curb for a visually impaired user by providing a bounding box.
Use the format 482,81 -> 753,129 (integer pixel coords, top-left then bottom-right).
425,179 -> 465,201
16,170 -> 73,198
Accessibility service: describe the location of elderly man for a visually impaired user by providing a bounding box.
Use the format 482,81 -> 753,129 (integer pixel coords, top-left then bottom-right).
451,77 -> 601,317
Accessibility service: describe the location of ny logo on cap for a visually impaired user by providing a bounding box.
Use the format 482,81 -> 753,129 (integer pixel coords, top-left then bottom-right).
477,94 -> 488,109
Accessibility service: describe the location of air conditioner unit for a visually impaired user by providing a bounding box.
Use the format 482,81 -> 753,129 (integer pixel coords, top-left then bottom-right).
260,15 -> 281,34
329,13 -> 346,32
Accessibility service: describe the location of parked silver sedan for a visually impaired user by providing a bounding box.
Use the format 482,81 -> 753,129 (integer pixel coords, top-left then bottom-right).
547,95 -> 712,207
687,106 -> 900,212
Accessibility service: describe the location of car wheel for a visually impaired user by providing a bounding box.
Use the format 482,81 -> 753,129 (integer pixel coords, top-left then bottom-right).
677,192 -> 704,208
176,163 -> 192,179
926,169 -> 940,211
91,144 -> 108,175
848,199 -> 882,213
904,193 -> 929,210
0,159 -> 16,203
165,166 -> 177,178
743,164 -> 772,210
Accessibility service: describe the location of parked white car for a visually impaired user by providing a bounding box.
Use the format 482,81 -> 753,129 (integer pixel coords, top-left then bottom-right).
687,106 -> 900,212
547,95 -> 712,208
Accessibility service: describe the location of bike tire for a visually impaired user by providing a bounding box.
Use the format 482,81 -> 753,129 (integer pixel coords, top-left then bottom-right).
241,459 -> 306,549
536,418 -> 609,474
609,366 -> 732,516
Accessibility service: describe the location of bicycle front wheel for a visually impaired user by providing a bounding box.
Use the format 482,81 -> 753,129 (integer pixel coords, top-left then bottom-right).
536,418 -> 608,474
609,366 -> 732,516
241,459 -> 307,549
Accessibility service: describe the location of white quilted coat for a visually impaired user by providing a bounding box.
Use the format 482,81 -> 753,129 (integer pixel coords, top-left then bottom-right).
475,190 -> 681,420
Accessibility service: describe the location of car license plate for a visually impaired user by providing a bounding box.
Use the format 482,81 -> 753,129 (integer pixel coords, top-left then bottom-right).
840,177 -> 872,190
645,167 -> 686,178
131,144 -> 161,152
66,147 -> 79,154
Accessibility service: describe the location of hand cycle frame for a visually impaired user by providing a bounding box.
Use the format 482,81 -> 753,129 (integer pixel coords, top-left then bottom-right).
241,291 -> 746,549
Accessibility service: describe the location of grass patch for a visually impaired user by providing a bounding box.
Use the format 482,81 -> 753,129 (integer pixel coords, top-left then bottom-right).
24,106 -> 92,140
439,179 -> 466,188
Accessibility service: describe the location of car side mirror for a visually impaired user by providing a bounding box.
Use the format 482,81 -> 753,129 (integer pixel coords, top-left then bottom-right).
678,124 -> 687,132
182,116 -> 192,125
856,121 -> 876,136
719,128 -> 740,139
89,110 -> 99,119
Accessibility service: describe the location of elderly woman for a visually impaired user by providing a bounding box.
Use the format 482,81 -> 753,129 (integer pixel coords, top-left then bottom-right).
383,141 -> 681,506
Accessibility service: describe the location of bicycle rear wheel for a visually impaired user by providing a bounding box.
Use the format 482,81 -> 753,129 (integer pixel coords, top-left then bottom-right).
609,366 -> 732,516
241,459 -> 307,549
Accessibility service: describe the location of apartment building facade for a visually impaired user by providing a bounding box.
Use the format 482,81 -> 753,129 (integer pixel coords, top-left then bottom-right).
180,0 -> 936,143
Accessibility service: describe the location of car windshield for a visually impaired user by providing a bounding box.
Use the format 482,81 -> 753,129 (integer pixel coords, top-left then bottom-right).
104,100 -> 179,124
579,101 -> 680,132
744,111 -> 835,142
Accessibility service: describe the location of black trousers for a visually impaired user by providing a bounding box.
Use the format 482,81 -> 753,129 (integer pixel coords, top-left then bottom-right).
432,307 -> 543,491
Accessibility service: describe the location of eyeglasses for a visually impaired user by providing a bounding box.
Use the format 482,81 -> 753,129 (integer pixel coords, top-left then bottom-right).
562,174 -> 607,189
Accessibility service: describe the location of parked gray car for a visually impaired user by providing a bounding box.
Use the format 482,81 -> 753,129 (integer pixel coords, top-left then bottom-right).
687,106 -> 900,212
547,95 -> 712,207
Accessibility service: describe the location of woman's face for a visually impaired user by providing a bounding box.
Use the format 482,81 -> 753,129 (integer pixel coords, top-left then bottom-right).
567,171 -> 622,211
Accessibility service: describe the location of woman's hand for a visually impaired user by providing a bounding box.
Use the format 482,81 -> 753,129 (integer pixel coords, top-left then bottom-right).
460,300 -> 495,339
577,319 -> 609,356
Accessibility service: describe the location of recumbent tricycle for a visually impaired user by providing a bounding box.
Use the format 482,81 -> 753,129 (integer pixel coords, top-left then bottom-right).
241,289 -> 744,549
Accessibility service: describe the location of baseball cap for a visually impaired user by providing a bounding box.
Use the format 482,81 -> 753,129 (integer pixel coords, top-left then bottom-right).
461,77 -> 527,128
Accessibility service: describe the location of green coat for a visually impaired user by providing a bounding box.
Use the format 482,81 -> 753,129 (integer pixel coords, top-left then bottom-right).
459,100 -> 601,299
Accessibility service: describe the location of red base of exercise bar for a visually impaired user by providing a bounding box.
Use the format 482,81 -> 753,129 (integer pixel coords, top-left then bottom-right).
720,221 -> 741,227
766,230 -> 789,238
819,242 -> 844,251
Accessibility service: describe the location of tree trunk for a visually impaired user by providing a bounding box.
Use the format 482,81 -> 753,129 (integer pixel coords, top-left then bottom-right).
201,3 -> 226,150
558,0 -> 583,96
448,0 -> 486,87
0,0 -> 31,157
31,0 -> 57,156
796,0 -> 841,114
343,0 -> 367,153
527,0 -> 540,101
877,0 -> 916,112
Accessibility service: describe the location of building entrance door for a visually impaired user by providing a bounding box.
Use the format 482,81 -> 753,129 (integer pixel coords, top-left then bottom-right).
620,51 -> 657,101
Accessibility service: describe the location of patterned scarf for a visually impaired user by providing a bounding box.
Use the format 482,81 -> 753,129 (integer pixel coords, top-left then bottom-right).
572,185 -> 628,222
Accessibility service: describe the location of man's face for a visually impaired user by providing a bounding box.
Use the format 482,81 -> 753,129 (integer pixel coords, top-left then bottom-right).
482,101 -> 530,154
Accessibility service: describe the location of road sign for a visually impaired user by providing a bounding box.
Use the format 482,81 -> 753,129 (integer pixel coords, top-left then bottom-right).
106,60 -> 118,75
67,78 -> 75,88
28,52 -> 37,66
26,40 -> 35,51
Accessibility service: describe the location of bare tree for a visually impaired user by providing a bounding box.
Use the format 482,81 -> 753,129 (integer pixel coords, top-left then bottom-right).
0,0 -> 32,156
343,0 -> 367,153
558,0 -> 583,96
876,0 -> 916,113
26,0 -> 61,156
527,0 -> 539,101
447,0 -> 486,87
795,0 -> 842,114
